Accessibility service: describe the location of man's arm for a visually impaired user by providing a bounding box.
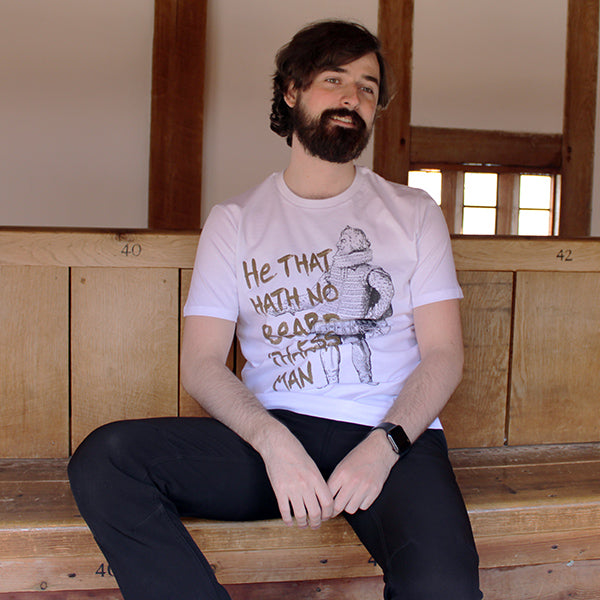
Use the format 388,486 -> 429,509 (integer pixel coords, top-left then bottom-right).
327,299 -> 464,515
180,315 -> 335,528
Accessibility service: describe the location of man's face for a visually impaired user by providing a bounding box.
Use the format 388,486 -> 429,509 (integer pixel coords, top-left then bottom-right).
286,53 -> 380,164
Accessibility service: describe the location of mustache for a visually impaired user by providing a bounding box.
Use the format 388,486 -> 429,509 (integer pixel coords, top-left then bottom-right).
320,108 -> 366,130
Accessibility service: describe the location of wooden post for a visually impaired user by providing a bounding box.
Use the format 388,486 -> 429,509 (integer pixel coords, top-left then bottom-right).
496,173 -> 520,235
441,170 -> 464,234
374,0 -> 414,185
148,0 -> 207,230
560,0 -> 599,237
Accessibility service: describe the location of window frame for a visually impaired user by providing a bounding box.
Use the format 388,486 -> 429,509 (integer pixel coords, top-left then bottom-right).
409,165 -> 560,236
374,0 -> 598,237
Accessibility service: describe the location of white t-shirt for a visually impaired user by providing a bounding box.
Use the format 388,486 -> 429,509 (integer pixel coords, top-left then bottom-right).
184,166 -> 462,427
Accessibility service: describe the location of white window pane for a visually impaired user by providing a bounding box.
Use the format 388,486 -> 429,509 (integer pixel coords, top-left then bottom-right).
463,207 -> 496,235
408,170 -> 442,205
518,210 -> 551,236
464,173 -> 497,207
520,175 -> 552,209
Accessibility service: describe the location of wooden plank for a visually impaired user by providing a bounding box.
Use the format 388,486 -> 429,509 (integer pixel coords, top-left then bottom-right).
2,230 -> 600,273
509,272 -> 600,444
480,558 -> 600,600
70,268 -> 180,450
148,0 -> 207,230
441,271 -> 512,448
1,446 -> 599,592
0,592 -> 124,600
450,442 -> 600,470
0,459 -> 68,483
0,545 -> 380,592
2,526 -> 600,592
3,588 -> 192,600
3,559 -> 600,600
451,237 -> 600,272
0,579 -> 383,600
226,577 -> 384,600
476,529 -> 600,570
3,449 -> 599,554
0,266 -> 69,458
0,230 -> 199,268
373,0 -> 414,184
410,127 -> 562,171
560,0 -> 599,236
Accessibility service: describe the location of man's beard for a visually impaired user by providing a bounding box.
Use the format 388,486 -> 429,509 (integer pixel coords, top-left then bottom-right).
292,103 -> 372,164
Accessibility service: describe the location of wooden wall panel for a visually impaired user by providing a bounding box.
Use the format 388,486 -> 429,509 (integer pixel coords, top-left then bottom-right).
509,272 -> 600,444
0,266 -> 69,458
70,267 -> 179,450
441,271 -> 513,448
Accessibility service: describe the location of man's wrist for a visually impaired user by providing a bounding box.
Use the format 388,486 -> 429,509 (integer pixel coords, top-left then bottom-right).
371,422 -> 412,458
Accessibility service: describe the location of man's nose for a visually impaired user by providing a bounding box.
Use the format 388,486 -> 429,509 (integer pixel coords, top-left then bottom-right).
341,85 -> 360,110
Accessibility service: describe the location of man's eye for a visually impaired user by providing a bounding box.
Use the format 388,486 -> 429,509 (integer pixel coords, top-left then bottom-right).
362,87 -> 375,95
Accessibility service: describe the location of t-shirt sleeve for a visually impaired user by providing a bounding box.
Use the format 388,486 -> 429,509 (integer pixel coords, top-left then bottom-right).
183,205 -> 239,322
410,197 -> 463,308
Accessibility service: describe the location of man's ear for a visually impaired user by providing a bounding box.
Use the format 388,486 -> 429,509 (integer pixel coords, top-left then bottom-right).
284,84 -> 298,108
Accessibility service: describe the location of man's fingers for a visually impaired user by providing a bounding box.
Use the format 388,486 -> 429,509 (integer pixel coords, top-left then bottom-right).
277,496 -> 294,527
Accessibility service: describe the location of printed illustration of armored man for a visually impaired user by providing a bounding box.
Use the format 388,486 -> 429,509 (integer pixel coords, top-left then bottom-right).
311,226 -> 394,385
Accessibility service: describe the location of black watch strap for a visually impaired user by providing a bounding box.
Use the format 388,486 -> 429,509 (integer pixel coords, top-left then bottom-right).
372,422 -> 412,457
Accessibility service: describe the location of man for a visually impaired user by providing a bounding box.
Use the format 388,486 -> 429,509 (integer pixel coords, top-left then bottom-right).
69,20 -> 482,600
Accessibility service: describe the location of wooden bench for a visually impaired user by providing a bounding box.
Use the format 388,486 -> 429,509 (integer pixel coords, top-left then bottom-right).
1,229 -> 599,599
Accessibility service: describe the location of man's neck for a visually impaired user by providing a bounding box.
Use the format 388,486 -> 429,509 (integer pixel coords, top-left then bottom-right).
283,140 -> 357,200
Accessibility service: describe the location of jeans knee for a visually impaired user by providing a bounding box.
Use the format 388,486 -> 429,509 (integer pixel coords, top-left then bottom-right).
68,421 -> 139,510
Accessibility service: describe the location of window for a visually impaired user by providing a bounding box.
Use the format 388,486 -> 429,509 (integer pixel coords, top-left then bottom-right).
408,168 -> 559,236
518,174 -> 556,236
407,170 -> 442,205
462,173 -> 497,235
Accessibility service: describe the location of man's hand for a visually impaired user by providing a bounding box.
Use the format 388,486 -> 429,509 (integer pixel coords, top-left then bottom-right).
327,429 -> 398,516
260,428 -> 335,529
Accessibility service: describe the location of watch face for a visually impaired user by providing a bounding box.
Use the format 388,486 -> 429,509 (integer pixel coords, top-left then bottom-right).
387,425 -> 411,456
387,433 -> 400,454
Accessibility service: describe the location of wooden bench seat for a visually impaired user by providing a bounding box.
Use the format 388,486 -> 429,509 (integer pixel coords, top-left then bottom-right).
2,443 -> 600,596
1,230 -> 600,599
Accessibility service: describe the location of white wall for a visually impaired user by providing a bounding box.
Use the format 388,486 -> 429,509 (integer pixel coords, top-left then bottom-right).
0,0 -> 598,234
0,0 -> 153,228
412,0 -> 567,133
201,0 -> 378,221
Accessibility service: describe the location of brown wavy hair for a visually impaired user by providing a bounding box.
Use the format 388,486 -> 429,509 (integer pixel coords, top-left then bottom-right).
270,20 -> 392,146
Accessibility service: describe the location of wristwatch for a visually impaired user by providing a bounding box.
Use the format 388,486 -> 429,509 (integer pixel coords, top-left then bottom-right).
372,422 -> 412,458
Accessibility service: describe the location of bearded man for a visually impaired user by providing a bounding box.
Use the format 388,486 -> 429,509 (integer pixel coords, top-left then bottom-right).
69,20 -> 483,600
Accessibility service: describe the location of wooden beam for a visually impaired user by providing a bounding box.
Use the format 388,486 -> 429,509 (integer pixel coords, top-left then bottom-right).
374,0 -> 414,184
496,173 -> 520,235
148,0 -> 207,230
411,127 -> 562,171
441,170 -> 464,234
560,0 -> 599,237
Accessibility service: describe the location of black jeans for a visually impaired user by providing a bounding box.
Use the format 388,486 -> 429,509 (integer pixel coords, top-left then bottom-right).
68,411 -> 482,600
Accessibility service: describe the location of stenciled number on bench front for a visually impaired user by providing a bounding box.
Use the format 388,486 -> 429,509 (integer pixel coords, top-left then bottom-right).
95,563 -> 115,578
556,248 -> 573,262
121,243 -> 142,258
